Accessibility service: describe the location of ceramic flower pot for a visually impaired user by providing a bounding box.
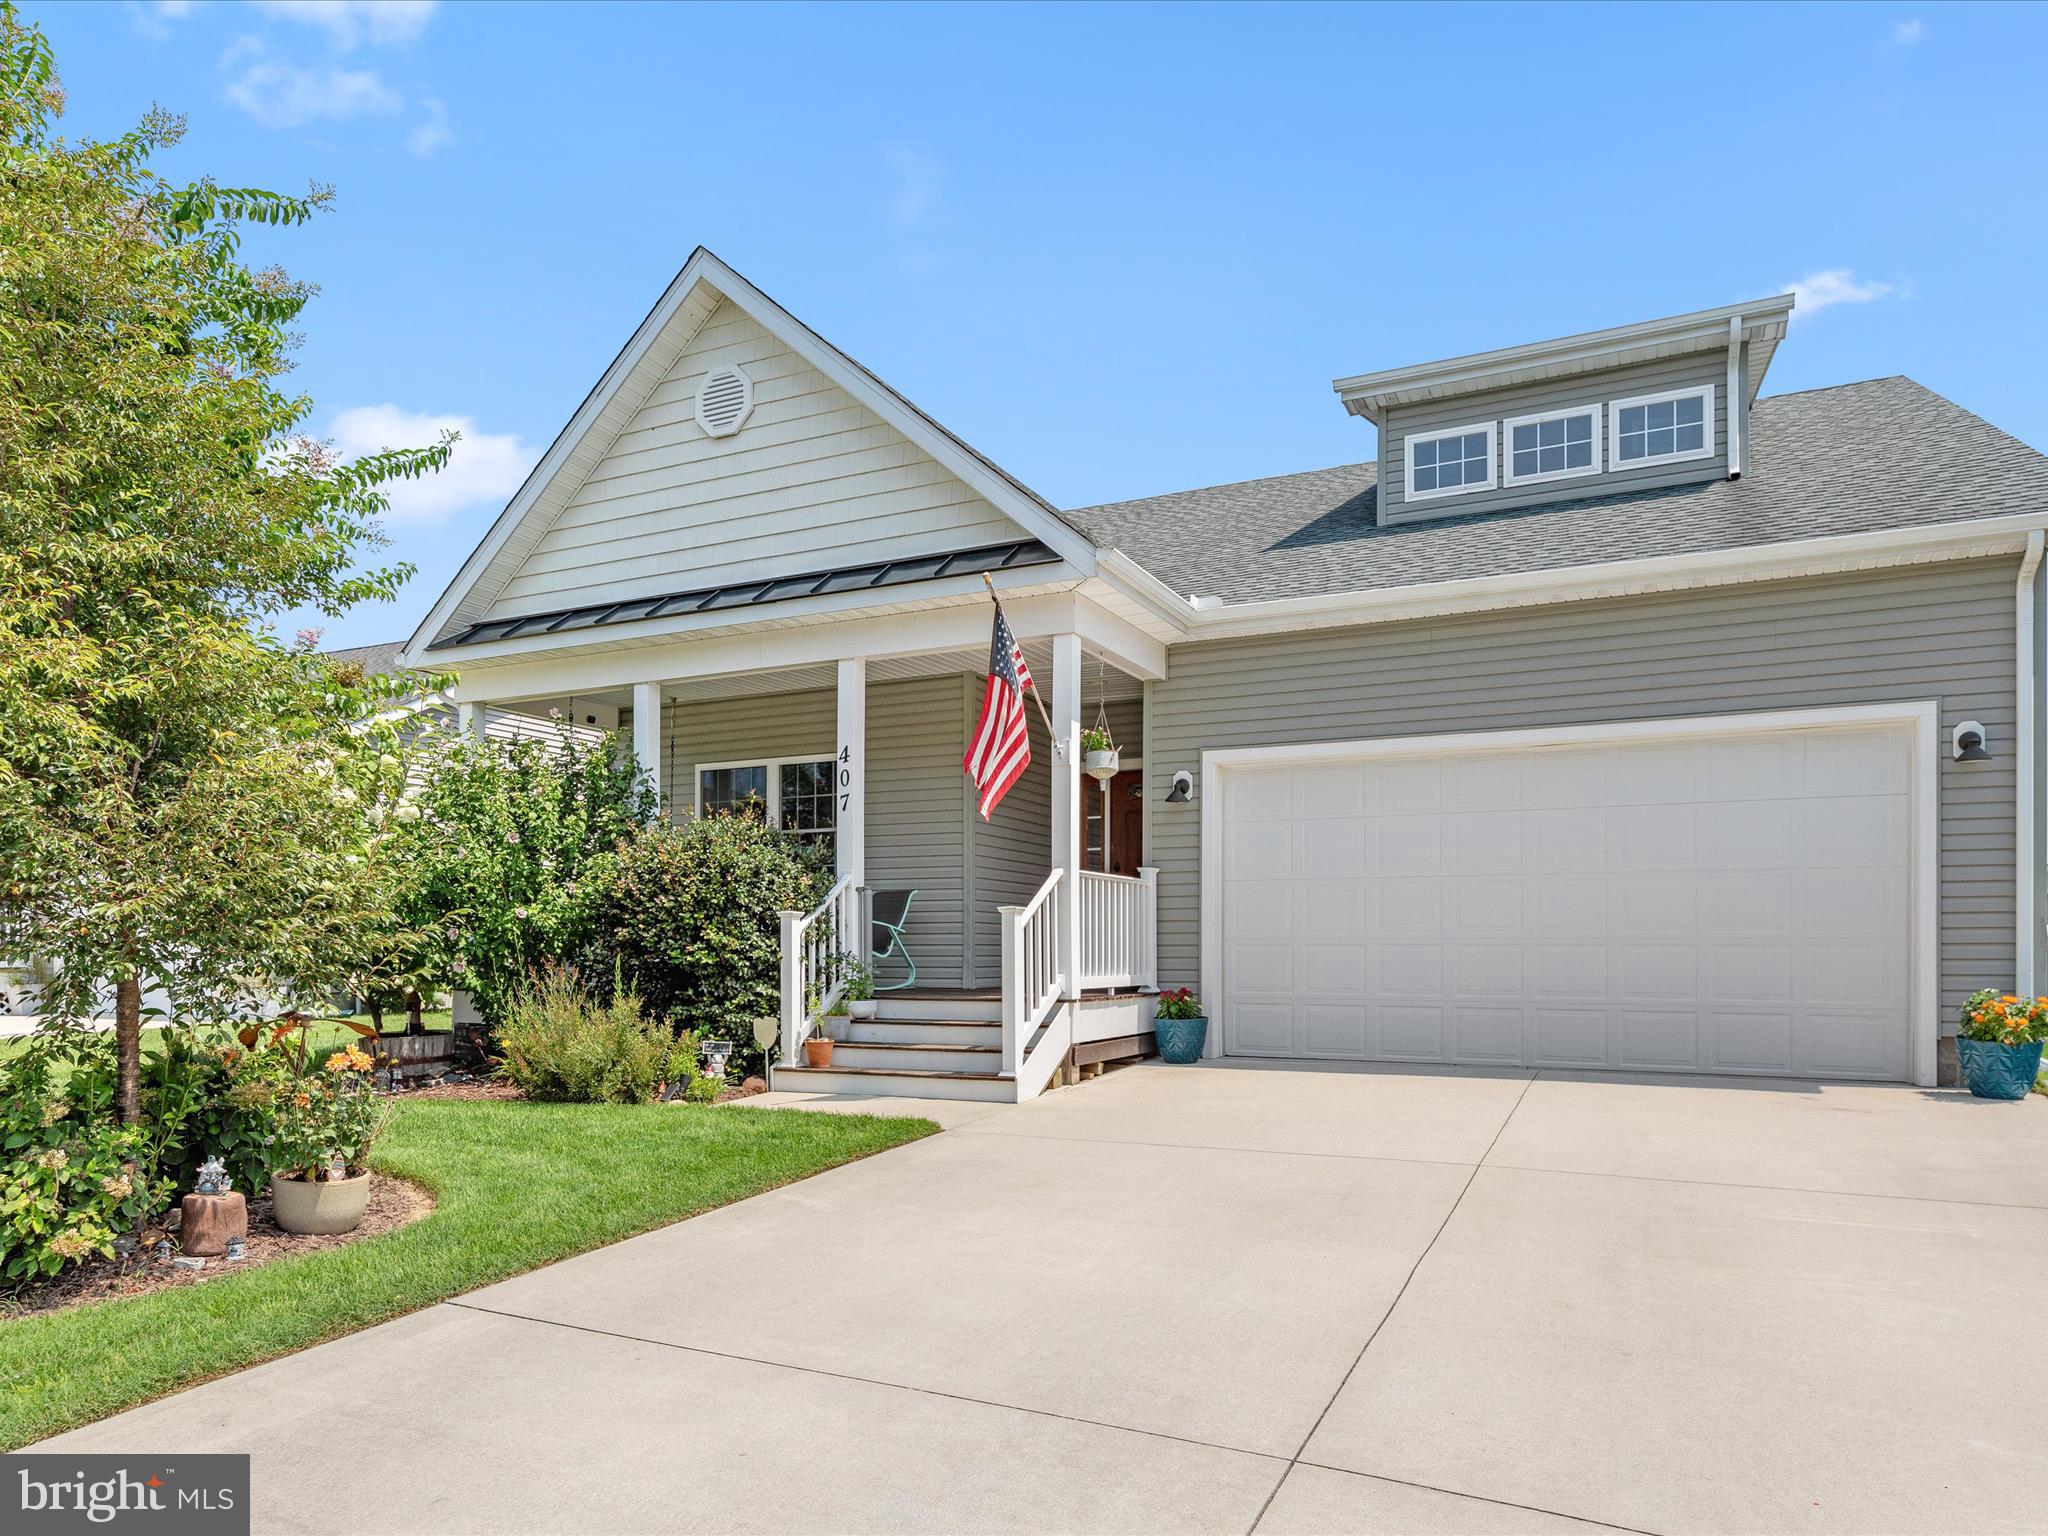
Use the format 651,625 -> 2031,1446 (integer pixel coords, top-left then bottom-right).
1153,1014 -> 1208,1064
849,999 -> 879,1020
804,1035 -> 835,1068
271,1172 -> 371,1235
1956,1037 -> 2044,1100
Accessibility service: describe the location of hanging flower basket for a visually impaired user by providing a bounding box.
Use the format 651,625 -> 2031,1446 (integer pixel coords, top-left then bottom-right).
1082,721 -> 1120,783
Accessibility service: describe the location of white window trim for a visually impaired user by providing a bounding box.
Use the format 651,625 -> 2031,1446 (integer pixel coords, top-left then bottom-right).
1502,401 -> 1604,489
1607,383 -> 1716,473
693,752 -> 836,835
1403,420 -> 1497,503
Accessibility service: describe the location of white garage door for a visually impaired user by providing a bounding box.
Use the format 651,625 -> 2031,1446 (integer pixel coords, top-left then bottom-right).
1217,721 -> 1913,1080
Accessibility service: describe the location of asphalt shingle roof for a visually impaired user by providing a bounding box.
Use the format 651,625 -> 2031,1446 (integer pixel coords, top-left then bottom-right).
1065,378 -> 2048,605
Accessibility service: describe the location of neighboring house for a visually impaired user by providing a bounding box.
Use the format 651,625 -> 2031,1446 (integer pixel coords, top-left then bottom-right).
400,249 -> 2048,1100
322,639 -> 619,747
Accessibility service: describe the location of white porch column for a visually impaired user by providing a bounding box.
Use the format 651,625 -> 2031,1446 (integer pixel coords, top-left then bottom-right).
631,681 -> 663,807
836,657 -> 867,893
456,700 -> 486,743
1050,632 -> 1082,998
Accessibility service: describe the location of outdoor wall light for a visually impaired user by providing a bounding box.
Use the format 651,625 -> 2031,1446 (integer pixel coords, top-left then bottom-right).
1164,770 -> 1194,803
1953,720 -> 1992,762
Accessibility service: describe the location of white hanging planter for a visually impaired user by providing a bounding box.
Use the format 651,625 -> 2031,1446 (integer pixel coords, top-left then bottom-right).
1084,748 -> 1121,782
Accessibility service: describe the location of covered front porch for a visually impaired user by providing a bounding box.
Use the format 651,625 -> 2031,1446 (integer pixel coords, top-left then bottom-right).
454,595 -> 1166,1103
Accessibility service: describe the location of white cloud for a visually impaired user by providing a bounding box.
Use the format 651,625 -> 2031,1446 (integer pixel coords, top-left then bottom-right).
882,143 -> 946,232
131,0 -> 198,40
249,0 -> 437,50
406,96 -> 451,157
329,405 -> 535,525
1893,18 -> 1925,44
224,53 -> 400,127
1784,268 -> 1896,320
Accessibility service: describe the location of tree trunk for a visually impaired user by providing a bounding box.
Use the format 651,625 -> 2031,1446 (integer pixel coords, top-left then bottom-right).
369,998 -> 385,1034
115,973 -> 142,1125
406,988 -> 424,1035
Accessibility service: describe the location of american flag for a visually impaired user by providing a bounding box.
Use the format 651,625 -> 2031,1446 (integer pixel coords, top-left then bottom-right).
963,600 -> 1034,820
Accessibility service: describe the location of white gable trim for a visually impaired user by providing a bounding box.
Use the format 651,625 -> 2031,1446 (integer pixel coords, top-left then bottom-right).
401,248 -> 1096,668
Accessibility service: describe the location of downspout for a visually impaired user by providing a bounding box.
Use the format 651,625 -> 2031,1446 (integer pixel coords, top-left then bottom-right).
1726,315 -> 1744,479
2017,528 -> 2044,993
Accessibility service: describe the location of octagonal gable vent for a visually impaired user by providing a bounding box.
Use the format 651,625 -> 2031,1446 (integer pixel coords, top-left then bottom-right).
694,364 -> 754,438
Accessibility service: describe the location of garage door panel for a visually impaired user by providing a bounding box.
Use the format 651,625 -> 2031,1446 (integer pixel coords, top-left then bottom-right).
1453,1006 -> 1524,1063
1531,1008 -> 1610,1067
1617,1010 -> 1700,1070
1219,722 -> 1913,1081
1610,804 -> 1699,870
1375,1004 -> 1447,1060
1699,873 -> 1794,938
1706,1011 -> 1795,1072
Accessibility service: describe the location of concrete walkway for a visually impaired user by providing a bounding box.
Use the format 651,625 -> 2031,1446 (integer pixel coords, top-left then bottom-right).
40,1061 -> 2048,1534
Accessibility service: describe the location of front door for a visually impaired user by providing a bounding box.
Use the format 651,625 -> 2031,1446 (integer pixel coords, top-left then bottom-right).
1087,769 -> 1145,875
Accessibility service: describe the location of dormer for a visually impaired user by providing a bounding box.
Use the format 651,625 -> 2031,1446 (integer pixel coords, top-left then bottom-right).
1333,295 -> 1795,528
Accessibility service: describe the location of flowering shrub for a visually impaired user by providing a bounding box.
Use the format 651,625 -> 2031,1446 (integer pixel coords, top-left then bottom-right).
0,1046 -> 165,1281
251,1040 -> 387,1183
395,724 -> 655,1025
1154,987 -> 1204,1021
494,963 -> 696,1105
1957,989 -> 2048,1046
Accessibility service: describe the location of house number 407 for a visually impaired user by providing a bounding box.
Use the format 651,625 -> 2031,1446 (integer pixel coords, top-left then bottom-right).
839,745 -> 854,813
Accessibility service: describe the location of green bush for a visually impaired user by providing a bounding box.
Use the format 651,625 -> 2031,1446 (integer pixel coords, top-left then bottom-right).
594,814 -> 826,1075
494,964 -> 695,1105
0,1045 -> 165,1282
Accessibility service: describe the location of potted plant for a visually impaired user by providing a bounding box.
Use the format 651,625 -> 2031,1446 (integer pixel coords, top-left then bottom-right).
844,964 -> 878,1021
803,1002 -> 835,1067
1082,726 -> 1120,783
1152,987 -> 1208,1064
1955,989 -> 2048,1100
267,1043 -> 388,1234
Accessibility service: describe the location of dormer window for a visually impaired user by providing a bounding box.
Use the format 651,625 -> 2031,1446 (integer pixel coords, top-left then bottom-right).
1406,423 -> 1495,501
1504,404 -> 1600,487
1610,384 -> 1713,469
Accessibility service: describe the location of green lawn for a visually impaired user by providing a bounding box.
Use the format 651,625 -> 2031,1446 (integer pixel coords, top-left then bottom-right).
0,1099 -> 935,1449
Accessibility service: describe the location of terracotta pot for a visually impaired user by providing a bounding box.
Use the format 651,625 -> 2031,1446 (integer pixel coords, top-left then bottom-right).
803,1036 -> 835,1068
271,1172 -> 371,1235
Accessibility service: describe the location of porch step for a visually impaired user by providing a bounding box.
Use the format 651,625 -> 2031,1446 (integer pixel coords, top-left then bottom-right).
870,994 -> 1001,1023
827,1040 -> 1002,1074
772,1063 -> 1017,1103
845,1018 -> 1002,1046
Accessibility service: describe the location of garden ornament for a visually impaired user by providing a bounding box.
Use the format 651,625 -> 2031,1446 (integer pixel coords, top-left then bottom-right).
195,1155 -> 230,1195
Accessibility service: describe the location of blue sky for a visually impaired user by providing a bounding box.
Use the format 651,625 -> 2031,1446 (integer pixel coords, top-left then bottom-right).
36,0 -> 2048,650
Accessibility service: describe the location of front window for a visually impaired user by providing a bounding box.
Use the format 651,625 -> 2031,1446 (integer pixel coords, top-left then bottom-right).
1611,385 -> 1713,469
1405,423 -> 1495,501
1505,405 -> 1600,486
697,758 -> 835,856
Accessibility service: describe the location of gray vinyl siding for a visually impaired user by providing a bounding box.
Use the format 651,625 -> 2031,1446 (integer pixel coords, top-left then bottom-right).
1146,559 -> 2022,1028
661,680 -> 967,988
1380,353 -> 1730,527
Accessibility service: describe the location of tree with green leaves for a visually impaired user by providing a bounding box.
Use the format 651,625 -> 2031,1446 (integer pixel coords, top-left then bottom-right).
0,7 -> 450,1122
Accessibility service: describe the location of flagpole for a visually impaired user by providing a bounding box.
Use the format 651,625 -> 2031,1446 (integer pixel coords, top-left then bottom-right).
981,570 -> 1062,753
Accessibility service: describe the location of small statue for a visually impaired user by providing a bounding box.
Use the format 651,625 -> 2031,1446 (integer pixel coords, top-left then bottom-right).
224,1237 -> 247,1262
327,1152 -> 347,1182
195,1156 -> 231,1196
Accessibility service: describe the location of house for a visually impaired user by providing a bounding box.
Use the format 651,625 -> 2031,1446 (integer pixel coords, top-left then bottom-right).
401,249 -> 2048,1101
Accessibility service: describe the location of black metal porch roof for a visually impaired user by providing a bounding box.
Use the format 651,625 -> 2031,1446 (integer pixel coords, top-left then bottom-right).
430,537 -> 1060,650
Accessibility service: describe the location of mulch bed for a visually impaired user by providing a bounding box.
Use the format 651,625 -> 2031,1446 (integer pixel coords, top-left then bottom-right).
387,1075 -> 523,1101
0,1177 -> 435,1321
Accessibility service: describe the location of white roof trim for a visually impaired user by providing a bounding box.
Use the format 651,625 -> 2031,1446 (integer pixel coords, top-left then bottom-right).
1332,294 -> 1796,422
400,248 -> 1096,668
1085,511 -> 2048,643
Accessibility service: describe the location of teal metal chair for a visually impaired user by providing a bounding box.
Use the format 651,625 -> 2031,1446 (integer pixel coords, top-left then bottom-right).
869,888 -> 918,991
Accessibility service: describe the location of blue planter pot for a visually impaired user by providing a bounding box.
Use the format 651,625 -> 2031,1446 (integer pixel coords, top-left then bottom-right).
1154,1014 -> 1207,1064
1956,1037 -> 2044,1100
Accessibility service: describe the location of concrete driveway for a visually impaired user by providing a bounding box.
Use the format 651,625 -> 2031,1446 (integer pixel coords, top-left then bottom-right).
40,1062 -> 2048,1534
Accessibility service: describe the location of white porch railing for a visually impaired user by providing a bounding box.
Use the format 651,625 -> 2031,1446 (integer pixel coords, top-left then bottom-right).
777,877 -> 862,1068
1078,867 -> 1157,990
999,869 -> 1072,1100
